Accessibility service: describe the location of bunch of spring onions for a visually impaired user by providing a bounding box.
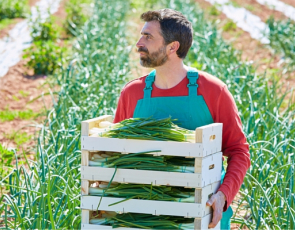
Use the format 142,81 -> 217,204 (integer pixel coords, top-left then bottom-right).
89,182 -> 195,204
101,117 -> 195,142
89,151 -> 195,173
89,212 -> 194,229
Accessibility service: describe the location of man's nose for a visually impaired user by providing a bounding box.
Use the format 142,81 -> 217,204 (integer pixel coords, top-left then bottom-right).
136,36 -> 144,48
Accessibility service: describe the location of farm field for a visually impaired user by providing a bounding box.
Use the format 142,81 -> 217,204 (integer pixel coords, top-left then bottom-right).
0,0 -> 294,229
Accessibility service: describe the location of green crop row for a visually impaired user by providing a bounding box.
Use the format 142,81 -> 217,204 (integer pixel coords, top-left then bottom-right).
0,0 -> 130,228
266,17 -> 295,73
0,0 -> 28,20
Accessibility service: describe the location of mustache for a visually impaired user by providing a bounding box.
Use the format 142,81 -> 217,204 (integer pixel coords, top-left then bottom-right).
137,47 -> 149,54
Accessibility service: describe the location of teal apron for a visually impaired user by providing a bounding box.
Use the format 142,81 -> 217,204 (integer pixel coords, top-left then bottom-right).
133,68 -> 233,229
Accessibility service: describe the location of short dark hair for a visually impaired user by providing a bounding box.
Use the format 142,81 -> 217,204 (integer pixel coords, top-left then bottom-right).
141,9 -> 193,59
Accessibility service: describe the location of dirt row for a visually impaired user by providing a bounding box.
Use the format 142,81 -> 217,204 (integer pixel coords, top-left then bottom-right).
0,0 -> 67,154
195,0 -> 295,92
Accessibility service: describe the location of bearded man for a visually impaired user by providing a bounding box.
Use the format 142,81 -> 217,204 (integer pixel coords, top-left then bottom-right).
114,9 -> 250,229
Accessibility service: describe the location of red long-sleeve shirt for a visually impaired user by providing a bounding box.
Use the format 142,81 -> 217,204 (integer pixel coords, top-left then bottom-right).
114,70 -> 250,210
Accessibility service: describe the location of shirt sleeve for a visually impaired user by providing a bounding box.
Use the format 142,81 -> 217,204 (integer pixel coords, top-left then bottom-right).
113,90 -> 127,123
216,86 -> 251,210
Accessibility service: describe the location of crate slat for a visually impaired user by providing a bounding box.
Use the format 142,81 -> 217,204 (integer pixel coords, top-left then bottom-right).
81,136 -> 220,158
81,213 -> 219,230
82,195 -> 211,218
82,151 -> 222,188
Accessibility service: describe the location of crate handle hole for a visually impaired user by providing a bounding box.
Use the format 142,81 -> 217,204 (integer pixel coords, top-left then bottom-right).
209,135 -> 216,141
209,164 -> 214,170
208,193 -> 213,199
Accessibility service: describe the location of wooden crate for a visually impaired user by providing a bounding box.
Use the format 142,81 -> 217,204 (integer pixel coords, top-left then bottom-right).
81,115 -> 223,230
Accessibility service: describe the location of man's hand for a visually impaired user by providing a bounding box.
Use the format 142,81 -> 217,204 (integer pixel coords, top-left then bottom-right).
206,191 -> 226,228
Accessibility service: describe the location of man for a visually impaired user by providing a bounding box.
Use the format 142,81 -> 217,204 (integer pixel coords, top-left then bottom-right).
114,9 -> 250,229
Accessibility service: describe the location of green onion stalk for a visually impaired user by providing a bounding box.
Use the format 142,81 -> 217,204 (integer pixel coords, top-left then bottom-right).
89,151 -> 195,173
89,213 -> 194,229
89,183 -> 195,204
100,117 -> 195,142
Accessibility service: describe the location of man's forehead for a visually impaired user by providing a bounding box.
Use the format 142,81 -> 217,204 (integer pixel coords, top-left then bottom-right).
140,21 -> 161,36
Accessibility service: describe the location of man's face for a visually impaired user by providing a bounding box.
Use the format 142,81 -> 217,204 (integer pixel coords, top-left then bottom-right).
136,21 -> 168,68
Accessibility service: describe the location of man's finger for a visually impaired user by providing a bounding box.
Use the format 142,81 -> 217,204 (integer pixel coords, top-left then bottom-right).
206,194 -> 216,206
208,208 -> 223,228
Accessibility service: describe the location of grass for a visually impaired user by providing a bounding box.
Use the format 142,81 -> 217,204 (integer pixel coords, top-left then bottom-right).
209,5 -> 221,16
223,20 -> 237,32
0,108 -> 38,122
0,18 -> 17,30
0,144 -> 14,195
18,90 -> 29,98
4,131 -> 33,147
245,4 -> 255,12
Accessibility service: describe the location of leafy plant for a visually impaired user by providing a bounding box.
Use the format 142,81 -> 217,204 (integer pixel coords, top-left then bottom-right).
266,17 -> 295,73
209,5 -> 220,16
19,90 -> 30,98
0,18 -> 17,30
0,0 -> 29,20
64,0 -> 91,36
4,131 -> 33,147
23,40 -> 66,75
30,14 -> 59,41
223,19 -> 237,32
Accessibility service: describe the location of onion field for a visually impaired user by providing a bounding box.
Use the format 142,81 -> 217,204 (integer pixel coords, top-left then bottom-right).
0,0 -> 294,229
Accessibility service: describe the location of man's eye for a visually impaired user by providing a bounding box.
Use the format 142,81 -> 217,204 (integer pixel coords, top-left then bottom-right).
146,35 -> 150,39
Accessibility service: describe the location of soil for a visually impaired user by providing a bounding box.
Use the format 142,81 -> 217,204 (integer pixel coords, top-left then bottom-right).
195,0 -> 295,81
0,60 -> 57,154
279,0 -> 295,7
232,0 -> 289,22
0,18 -> 23,39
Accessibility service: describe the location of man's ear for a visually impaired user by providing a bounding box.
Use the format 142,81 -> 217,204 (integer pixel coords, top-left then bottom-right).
168,41 -> 180,54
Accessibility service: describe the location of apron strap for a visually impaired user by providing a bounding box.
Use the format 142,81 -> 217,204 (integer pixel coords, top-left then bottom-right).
187,68 -> 199,96
143,68 -> 199,98
144,70 -> 156,98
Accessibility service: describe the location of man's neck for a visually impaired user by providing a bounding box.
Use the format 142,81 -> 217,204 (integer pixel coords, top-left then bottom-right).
153,61 -> 188,89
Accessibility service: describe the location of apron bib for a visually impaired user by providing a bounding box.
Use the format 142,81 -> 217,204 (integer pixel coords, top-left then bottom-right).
133,68 -> 232,229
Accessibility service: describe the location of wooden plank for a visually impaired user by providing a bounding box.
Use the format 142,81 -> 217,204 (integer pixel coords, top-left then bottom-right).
81,196 -> 209,218
82,210 -> 90,225
82,166 -> 203,187
81,136 -> 221,157
81,115 -> 113,136
81,223 -> 141,230
81,214 -> 219,230
195,152 -> 222,186
194,181 -> 220,212
81,150 -> 89,166
195,123 -> 223,156
82,180 -> 89,195
195,213 -> 220,230
82,152 -> 222,188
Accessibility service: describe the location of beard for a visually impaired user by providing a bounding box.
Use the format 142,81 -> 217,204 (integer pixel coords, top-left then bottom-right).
138,45 -> 168,68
